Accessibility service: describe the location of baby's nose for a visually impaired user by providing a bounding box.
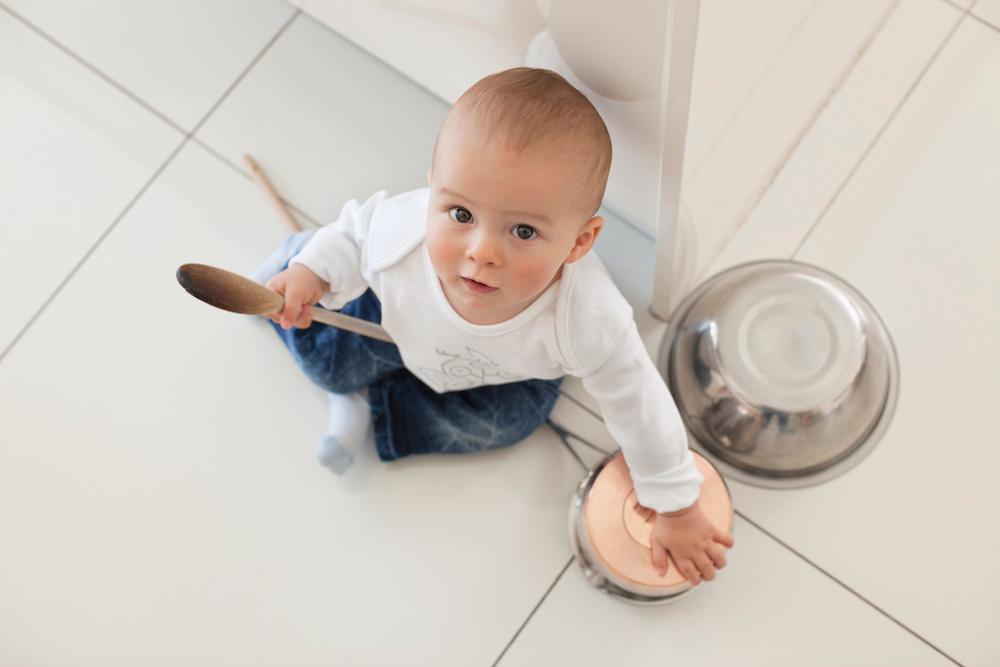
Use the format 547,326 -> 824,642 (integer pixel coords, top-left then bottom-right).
466,233 -> 502,265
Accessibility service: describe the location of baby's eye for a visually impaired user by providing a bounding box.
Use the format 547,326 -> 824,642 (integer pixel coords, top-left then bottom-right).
449,207 -> 472,224
512,224 -> 537,241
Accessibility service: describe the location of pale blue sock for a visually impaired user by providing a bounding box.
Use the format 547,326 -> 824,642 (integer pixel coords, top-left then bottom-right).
316,389 -> 371,475
316,435 -> 355,475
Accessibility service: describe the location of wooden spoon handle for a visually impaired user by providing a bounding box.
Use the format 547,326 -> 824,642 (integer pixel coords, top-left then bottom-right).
243,154 -> 302,233
309,307 -> 395,344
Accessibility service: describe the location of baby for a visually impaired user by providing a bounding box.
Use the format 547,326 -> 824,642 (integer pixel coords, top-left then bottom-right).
254,67 -> 733,586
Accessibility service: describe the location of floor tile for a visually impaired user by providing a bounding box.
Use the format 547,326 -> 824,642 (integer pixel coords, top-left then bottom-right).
708,0 -> 960,275
0,10 -> 181,355
0,143 -> 585,665
1,0 -> 295,131
195,12 -> 449,226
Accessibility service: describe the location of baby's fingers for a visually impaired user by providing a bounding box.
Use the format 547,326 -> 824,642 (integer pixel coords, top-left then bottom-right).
695,554 -> 717,581
707,542 -> 728,569
293,304 -> 314,329
264,274 -> 286,294
650,540 -> 669,577
278,306 -> 297,329
280,290 -> 309,328
676,558 -> 702,586
714,528 -> 735,548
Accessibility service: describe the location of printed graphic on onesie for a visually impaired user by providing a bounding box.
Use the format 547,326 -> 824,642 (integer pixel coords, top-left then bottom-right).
417,347 -> 523,391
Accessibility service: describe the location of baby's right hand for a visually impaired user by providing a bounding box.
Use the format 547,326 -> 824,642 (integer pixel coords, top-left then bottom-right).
264,264 -> 330,329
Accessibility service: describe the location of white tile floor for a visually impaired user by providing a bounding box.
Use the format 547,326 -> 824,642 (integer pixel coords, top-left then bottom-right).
1,1 -> 997,665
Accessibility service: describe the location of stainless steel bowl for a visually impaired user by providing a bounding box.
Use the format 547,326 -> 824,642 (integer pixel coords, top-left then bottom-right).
658,260 -> 900,488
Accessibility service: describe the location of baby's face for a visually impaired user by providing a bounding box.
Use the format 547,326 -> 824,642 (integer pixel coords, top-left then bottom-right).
426,123 -> 602,325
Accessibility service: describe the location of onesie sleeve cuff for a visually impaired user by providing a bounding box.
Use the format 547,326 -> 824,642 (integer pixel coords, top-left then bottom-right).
288,191 -> 387,310
628,448 -> 705,514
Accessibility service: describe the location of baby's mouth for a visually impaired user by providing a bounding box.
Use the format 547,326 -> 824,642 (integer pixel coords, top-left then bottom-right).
462,277 -> 498,293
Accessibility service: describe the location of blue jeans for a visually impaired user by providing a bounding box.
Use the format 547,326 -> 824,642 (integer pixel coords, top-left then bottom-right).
253,230 -> 564,462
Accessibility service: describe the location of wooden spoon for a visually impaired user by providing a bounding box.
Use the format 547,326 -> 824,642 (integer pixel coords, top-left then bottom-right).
176,263 -> 394,344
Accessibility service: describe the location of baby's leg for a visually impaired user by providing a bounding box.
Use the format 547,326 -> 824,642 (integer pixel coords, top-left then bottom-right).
368,372 -> 565,461
253,233 -> 406,473
316,388 -> 372,474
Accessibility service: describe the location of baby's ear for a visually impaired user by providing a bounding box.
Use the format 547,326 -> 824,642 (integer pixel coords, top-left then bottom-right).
565,215 -> 604,264
426,168 -> 432,186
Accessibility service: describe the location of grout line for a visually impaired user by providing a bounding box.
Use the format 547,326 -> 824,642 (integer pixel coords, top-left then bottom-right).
556,388 -> 604,422
492,555 -> 575,666
936,0 -> 967,14
965,6 -> 1000,32
553,421 -> 612,457
185,11 -> 300,138
0,136 -> 185,365
275,196 -> 322,229
735,510 -> 965,666
0,2 -> 188,136
492,418 -> 607,662
565,432 -> 612,456
789,4 -> 970,257
546,418 -> 612,470
0,10 -> 301,366
553,426 -> 587,470
598,200 -> 655,242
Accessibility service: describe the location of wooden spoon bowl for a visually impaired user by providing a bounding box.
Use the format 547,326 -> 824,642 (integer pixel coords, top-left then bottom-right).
176,263 -> 395,344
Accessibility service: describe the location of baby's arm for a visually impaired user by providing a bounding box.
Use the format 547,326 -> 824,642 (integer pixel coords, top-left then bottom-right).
579,322 -> 734,583
263,191 -> 386,328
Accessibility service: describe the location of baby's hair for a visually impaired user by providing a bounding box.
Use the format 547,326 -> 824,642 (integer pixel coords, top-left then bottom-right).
432,67 -> 613,219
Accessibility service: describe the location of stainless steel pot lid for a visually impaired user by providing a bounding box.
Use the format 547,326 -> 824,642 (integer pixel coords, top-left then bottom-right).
658,259 -> 900,488
568,449 -> 733,605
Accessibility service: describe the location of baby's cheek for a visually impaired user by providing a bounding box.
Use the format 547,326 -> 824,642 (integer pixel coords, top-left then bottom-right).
513,260 -> 559,295
426,228 -> 454,271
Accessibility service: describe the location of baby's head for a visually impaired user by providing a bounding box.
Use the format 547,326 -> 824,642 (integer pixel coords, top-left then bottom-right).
425,67 -> 612,325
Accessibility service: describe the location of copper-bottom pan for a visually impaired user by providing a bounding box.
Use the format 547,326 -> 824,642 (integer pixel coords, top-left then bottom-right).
569,450 -> 733,604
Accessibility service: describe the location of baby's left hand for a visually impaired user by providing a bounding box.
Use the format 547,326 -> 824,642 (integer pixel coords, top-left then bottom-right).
645,498 -> 734,585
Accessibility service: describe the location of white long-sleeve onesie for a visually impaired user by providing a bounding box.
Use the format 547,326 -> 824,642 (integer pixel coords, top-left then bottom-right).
290,187 -> 704,513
